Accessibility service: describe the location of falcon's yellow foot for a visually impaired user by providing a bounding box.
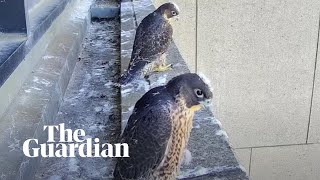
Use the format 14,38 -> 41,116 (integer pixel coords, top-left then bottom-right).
177,168 -> 182,176
152,64 -> 172,72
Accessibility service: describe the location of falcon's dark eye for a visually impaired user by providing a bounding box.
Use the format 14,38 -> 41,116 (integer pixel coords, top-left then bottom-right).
194,89 -> 204,98
171,11 -> 177,16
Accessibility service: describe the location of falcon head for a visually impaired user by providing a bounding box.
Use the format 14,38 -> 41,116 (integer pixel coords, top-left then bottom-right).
156,2 -> 180,20
166,73 -> 213,111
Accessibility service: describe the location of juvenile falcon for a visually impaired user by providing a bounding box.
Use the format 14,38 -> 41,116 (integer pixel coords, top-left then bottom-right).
120,2 -> 180,85
114,73 -> 213,180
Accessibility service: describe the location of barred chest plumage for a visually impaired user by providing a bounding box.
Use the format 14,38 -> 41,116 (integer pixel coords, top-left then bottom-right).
152,96 -> 199,180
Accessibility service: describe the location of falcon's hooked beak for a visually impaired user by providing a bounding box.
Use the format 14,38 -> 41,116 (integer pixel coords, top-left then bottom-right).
190,99 -> 212,112
168,15 -> 179,22
200,99 -> 212,109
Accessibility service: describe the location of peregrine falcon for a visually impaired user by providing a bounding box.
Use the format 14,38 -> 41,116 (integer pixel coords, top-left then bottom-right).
114,73 -> 213,180
120,2 -> 180,85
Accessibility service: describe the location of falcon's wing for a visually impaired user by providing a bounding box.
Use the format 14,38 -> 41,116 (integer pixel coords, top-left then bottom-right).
131,15 -> 173,61
114,102 -> 172,179
120,16 -> 172,84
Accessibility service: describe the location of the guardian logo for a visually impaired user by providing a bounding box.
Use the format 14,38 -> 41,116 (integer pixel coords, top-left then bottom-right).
23,123 -> 129,158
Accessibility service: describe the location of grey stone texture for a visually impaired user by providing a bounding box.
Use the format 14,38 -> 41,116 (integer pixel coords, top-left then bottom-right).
234,148 -> 251,174
120,0 -> 248,179
151,1 -> 320,179
309,42 -> 320,143
90,0 -> 120,19
250,144 -> 320,180
0,0 -> 91,179
0,0 -> 69,116
197,0 -> 320,148
35,18 -> 121,180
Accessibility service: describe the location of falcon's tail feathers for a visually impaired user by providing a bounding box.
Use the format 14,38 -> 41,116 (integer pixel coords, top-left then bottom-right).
119,59 -> 150,85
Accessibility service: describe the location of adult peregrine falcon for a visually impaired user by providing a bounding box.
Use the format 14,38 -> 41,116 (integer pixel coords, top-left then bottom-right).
114,73 -> 213,180
120,2 -> 180,84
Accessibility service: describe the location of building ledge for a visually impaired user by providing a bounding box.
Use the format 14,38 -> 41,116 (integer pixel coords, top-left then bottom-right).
0,1 -> 91,179
120,0 -> 248,179
0,0 -> 68,87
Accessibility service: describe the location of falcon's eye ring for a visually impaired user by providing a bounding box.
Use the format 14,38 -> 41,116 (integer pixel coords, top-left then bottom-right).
171,11 -> 177,16
194,89 -> 204,98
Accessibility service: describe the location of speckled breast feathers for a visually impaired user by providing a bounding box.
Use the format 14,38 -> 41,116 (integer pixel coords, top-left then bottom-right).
152,95 -> 195,180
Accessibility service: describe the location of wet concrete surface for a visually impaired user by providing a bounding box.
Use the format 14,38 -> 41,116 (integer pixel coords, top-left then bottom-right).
95,0 -> 119,7
35,18 -> 121,180
90,0 -> 120,19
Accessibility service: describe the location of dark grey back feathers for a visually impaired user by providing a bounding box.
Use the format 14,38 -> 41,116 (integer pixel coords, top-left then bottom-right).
120,11 -> 173,84
113,86 -> 173,179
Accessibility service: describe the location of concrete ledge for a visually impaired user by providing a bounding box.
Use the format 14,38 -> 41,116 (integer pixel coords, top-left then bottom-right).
0,0 -> 70,118
120,0 -> 248,179
0,0 -> 69,87
90,6 -> 119,19
0,1 -> 92,179
90,0 -> 119,19
34,16 -> 121,180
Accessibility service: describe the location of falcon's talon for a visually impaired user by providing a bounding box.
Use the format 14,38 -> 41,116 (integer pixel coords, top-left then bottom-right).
153,64 -> 173,72
146,78 -> 151,85
177,169 -> 181,176
144,75 -> 151,85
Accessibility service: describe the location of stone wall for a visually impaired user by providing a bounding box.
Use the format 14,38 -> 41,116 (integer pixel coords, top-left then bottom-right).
152,0 -> 320,179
